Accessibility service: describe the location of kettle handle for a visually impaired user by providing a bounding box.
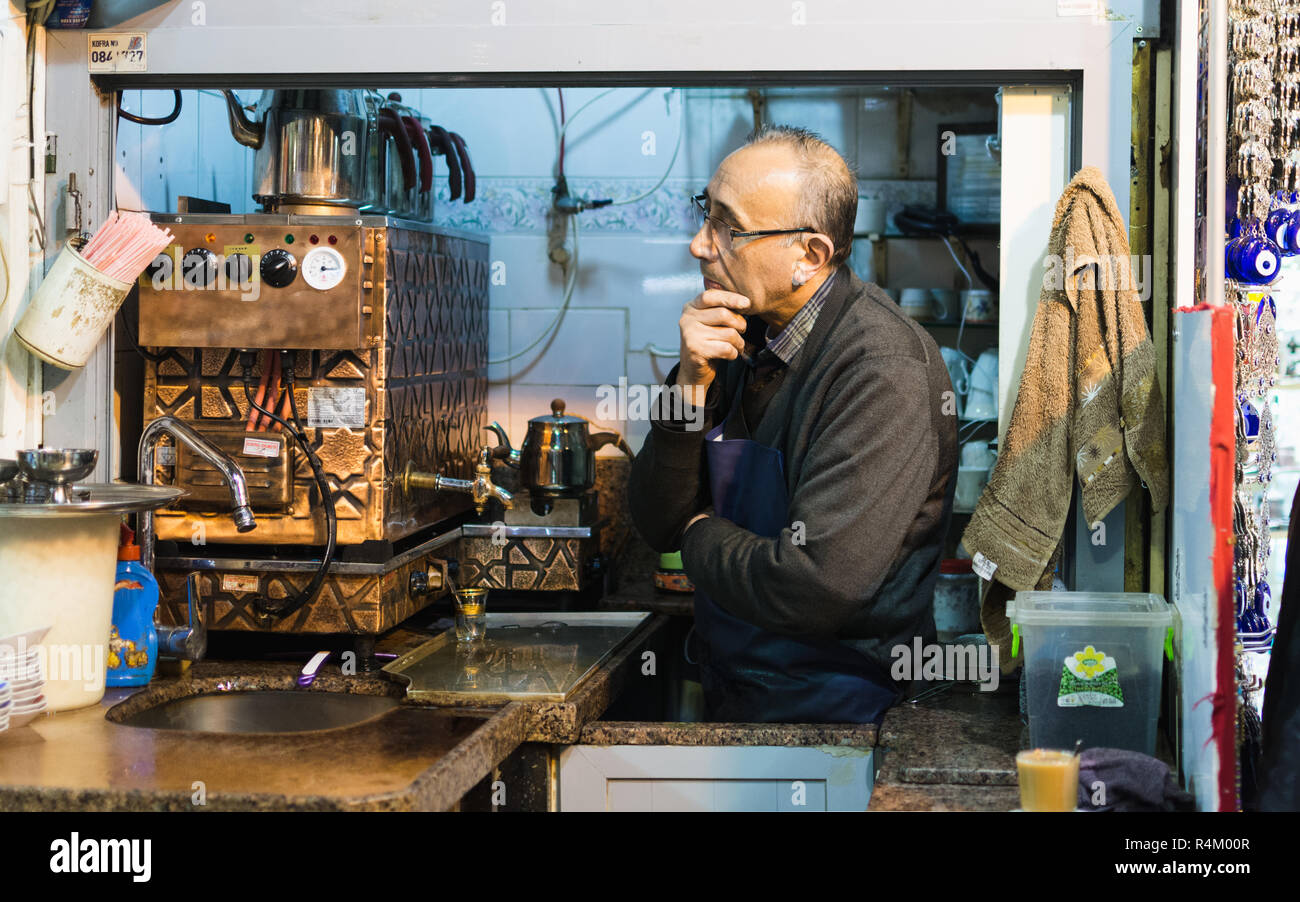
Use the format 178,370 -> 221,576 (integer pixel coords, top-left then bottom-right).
485,423 -> 520,467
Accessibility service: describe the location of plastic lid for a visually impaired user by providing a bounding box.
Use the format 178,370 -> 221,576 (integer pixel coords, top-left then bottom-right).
939,558 -> 974,574
118,521 -> 140,561
1006,591 -> 1171,627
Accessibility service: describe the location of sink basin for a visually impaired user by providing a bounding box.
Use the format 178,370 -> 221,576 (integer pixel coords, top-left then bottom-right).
113,690 -> 400,734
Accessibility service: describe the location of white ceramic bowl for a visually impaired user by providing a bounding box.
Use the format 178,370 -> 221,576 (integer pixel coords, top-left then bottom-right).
8,705 -> 46,729
0,626 -> 52,652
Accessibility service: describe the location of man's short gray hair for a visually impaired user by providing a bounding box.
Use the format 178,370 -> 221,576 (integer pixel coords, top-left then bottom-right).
743,124 -> 858,269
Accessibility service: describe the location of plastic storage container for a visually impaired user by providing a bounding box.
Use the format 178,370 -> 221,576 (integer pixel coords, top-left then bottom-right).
1008,591 -> 1172,756
933,558 -> 980,641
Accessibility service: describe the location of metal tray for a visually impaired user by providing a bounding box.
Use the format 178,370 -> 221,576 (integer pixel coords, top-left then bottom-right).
0,484 -> 185,517
382,612 -> 650,704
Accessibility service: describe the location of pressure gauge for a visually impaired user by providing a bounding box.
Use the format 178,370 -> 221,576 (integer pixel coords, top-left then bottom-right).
301,246 -> 347,291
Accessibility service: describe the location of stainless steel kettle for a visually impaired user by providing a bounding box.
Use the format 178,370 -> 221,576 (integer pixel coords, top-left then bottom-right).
223,89 -> 376,211
487,399 -> 632,503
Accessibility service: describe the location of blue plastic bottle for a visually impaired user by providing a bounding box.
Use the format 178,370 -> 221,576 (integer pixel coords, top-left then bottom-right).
107,524 -> 159,687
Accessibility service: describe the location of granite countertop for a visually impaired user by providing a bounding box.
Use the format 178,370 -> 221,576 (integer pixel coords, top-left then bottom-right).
868,682 -> 1023,811
600,538 -> 695,617
0,658 -> 534,812
0,605 -> 1036,812
0,615 -> 671,812
578,721 -> 877,747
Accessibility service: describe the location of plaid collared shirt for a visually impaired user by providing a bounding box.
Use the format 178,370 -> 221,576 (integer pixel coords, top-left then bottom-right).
761,267 -> 839,367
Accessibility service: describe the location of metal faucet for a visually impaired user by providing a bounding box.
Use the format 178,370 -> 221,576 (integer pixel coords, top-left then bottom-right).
401,446 -> 513,516
137,416 -> 257,660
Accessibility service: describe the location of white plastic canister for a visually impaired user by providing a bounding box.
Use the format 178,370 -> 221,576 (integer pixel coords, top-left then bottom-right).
13,244 -> 133,370
0,512 -> 121,710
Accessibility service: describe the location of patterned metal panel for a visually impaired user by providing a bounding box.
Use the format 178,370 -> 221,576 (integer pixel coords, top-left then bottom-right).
143,223 -> 489,547
458,535 -> 601,592
156,544 -> 454,636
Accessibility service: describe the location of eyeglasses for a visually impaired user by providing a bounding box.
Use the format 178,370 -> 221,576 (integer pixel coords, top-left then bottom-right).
691,193 -> 814,251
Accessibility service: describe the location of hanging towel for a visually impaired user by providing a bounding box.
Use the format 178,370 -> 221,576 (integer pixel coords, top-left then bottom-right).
961,166 -> 1169,593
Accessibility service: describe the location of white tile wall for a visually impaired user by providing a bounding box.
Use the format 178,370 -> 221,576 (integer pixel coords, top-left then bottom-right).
113,85 -> 998,436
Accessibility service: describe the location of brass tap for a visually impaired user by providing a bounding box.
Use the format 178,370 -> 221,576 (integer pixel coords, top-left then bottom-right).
401,446 -> 513,516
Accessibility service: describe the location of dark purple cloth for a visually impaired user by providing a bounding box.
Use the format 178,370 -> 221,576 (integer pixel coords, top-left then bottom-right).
1075,747 -> 1194,812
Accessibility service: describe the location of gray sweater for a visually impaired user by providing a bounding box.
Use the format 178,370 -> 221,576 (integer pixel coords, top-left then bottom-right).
628,268 -> 958,675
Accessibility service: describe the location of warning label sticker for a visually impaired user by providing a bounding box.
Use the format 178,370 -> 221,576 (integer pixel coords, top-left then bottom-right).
307,387 -> 365,429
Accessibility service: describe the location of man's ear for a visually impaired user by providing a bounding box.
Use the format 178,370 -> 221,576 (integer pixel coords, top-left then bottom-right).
793,232 -> 835,281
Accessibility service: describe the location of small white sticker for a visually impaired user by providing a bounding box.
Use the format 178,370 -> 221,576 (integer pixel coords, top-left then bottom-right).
87,33 -> 147,72
220,574 -> 260,594
971,551 -> 998,581
307,387 -> 365,429
1056,0 -> 1099,16
157,445 -> 175,466
242,437 -> 280,458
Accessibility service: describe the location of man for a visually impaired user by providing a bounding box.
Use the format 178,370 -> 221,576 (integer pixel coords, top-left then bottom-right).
628,125 -> 958,724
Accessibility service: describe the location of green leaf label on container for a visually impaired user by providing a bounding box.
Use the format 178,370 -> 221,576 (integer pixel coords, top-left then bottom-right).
1057,645 -> 1124,708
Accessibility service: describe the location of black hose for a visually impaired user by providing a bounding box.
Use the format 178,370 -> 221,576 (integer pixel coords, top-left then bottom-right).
115,304 -> 170,362
117,90 -> 182,126
239,356 -> 337,620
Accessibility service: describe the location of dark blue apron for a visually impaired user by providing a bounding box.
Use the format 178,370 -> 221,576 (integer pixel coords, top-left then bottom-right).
691,365 -> 902,724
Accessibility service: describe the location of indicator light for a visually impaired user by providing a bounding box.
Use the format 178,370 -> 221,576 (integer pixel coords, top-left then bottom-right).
244,233 -> 255,243
205,232 -> 216,243
309,234 -> 319,244
327,235 -> 338,245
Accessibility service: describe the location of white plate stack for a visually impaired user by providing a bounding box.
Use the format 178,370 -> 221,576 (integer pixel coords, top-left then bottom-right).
0,627 -> 51,731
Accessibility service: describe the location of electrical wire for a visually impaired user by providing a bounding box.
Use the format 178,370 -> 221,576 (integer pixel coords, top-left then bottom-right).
557,88 -> 566,176
555,87 -> 618,169
116,89 -> 182,126
610,90 -> 684,206
115,304 -> 169,362
488,213 -> 580,367
240,356 -> 337,621
0,233 -> 8,312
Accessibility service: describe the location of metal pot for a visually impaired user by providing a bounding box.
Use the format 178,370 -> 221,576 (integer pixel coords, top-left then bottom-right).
487,399 -> 630,499
223,89 -> 375,211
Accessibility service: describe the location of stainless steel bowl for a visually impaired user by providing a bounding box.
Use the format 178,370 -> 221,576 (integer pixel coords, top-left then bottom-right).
16,448 -> 98,503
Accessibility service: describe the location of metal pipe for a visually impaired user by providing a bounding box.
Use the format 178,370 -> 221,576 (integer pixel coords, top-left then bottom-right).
137,416 -> 256,572
1206,0 -> 1228,307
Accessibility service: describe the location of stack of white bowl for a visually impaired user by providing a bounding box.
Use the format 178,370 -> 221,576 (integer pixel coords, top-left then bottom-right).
0,628 -> 49,730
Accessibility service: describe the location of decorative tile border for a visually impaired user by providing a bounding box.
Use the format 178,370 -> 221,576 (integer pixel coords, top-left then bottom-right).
432,177 -> 936,234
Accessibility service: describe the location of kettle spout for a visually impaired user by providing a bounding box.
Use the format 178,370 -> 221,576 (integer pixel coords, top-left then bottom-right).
587,430 -> 634,460
222,89 -> 264,149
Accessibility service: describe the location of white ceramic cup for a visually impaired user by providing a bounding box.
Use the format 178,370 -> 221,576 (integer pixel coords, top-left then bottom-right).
855,197 -> 887,235
961,289 -> 996,323
940,347 -> 969,418
955,466 -> 991,511
930,289 -> 959,322
964,349 -> 999,421
961,440 -> 996,469
899,288 -> 932,319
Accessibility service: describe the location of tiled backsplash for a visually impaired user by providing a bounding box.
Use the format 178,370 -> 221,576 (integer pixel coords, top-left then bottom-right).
115,85 -> 994,457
